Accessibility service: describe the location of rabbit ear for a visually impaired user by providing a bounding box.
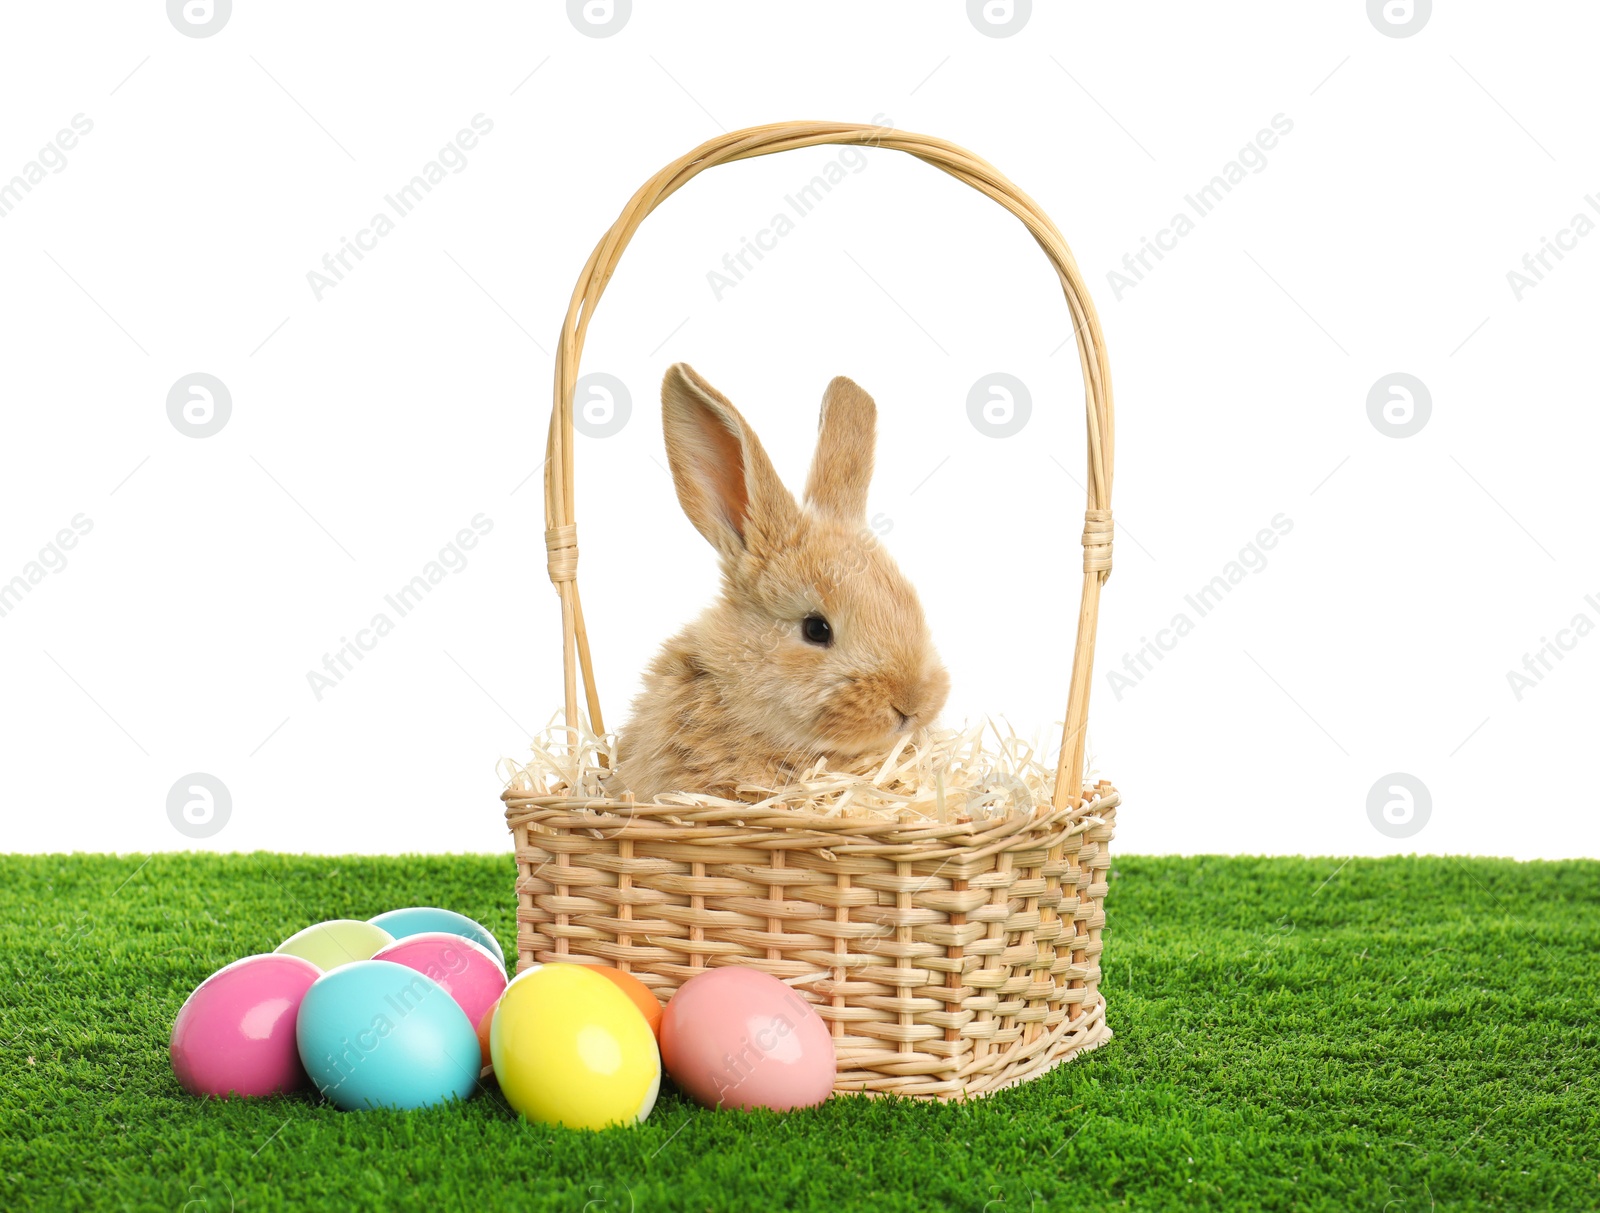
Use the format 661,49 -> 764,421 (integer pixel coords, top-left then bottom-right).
804,375 -> 877,522
661,362 -> 797,563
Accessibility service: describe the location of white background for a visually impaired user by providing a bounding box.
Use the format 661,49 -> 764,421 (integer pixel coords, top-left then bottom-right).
1,1 -> 1595,859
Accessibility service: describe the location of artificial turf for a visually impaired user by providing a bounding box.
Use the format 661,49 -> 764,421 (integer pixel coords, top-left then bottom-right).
1,853 -> 1595,1212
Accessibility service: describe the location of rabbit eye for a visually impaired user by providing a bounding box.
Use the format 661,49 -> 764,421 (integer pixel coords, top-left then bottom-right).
801,615 -> 833,646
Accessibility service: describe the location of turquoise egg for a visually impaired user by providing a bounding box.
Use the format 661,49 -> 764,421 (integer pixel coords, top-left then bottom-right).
368,907 -> 505,968
295,960 -> 480,1111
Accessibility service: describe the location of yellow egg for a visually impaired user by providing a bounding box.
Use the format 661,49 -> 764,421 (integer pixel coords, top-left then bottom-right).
489,963 -> 659,1130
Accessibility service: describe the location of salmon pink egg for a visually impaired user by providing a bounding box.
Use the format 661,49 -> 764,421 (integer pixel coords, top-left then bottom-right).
660,968 -> 834,1111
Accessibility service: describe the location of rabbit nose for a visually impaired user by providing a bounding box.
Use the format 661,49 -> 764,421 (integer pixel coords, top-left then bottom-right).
893,709 -> 912,731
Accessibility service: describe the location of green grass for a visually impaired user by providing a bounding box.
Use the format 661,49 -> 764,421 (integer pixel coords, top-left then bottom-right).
1,853 -> 1596,1212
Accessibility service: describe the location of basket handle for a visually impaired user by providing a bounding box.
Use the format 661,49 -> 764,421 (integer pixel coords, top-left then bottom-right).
543,120 -> 1114,811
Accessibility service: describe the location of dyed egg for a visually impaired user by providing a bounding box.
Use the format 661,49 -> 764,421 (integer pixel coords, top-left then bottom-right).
274,920 -> 394,971
590,966 -> 663,1041
504,963 -> 542,992
295,960 -> 481,1110
371,932 -> 506,1038
490,963 -> 658,1130
475,1004 -> 496,1071
368,907 -> 505,968
660,968 -> 835,1111
169,953 -> 321,1098
476,963 -> 541,1072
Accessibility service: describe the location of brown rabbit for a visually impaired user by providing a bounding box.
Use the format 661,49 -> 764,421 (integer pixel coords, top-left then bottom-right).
613,362 -> 951,801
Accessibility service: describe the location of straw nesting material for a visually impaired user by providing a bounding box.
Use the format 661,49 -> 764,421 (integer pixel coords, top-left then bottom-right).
500,715 -> 1094,825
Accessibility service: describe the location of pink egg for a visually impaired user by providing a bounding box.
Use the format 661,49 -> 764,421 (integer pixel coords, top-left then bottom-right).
660,968 -> 835,1111
169,953 -> 322,1098
371,931 -> 507,1031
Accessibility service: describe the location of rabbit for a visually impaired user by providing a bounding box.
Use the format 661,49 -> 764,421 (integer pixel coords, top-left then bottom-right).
611,362 -> 951,802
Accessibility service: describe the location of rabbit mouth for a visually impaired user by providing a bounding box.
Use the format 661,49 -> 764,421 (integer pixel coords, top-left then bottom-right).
804,669 -> 945,756
806,706 -> 919,759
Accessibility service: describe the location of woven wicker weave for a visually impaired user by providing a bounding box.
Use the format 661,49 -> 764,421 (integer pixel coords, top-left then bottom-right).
505,120 -> 1118,1100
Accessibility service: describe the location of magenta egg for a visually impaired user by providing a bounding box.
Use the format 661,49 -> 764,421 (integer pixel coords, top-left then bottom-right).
169,953 -> 322,1098
370,932 -> 507,1032
660,967 -> 835,1111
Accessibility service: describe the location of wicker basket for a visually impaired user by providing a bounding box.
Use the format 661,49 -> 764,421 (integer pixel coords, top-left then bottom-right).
505,120 -> 1118,1101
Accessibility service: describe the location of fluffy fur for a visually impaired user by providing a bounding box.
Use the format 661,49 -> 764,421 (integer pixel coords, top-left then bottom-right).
613,363 -> 950,801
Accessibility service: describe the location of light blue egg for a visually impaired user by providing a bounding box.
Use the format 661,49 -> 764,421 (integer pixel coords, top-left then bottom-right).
296,960 -> 480,1111
368,907 -> 506,968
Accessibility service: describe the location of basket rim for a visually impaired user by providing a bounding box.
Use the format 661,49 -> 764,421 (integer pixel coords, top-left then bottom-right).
503,782 -> 1119,835
503,782 -> 1119,865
